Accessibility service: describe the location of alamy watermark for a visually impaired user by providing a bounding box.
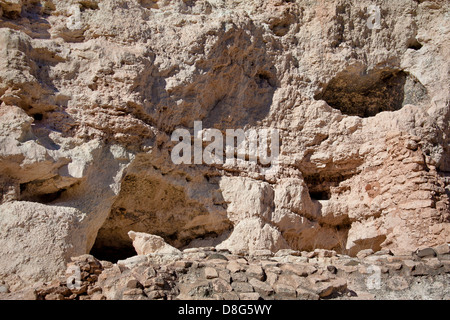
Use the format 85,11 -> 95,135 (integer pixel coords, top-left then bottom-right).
367,5 -> 382,30
170,121 -> 280,175
66,265 -> 81,290
366,265 -> 382,290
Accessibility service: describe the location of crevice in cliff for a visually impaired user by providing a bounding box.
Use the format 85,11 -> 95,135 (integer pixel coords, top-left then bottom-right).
407,38 -> 423,50
314,64 -> 428,117
304,172 -> 354,201
18,177 -> 80,204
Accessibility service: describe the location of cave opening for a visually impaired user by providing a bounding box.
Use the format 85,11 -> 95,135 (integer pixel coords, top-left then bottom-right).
309,190 -> 331,201
407,38 -> 423,50
89,243 -> 137,263
314,65 -> 428,117
304,172 -> 353,201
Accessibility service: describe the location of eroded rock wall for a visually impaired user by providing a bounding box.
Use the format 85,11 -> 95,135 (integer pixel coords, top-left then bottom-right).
0,0 -> 449,289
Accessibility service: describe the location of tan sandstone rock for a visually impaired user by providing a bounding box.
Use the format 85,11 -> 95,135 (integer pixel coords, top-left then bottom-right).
128,231 -> 181,256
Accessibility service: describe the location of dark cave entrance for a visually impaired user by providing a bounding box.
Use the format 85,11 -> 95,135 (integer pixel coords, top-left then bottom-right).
314,65 -> 428,117
89,243 -> 137,263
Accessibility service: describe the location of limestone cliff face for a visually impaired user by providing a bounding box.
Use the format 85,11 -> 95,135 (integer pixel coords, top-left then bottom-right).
0,0 -> 449,289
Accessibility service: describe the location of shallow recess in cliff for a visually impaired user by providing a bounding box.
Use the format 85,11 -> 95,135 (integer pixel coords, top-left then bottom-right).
407,38 -> 423,50
314,65 -> 428,117
304,172 -> 354,201
90,170 -> 233,262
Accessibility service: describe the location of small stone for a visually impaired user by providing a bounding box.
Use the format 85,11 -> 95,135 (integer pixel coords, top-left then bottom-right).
387,263 -> 402,271
356,249 -> 374,259
296,287 -> 319,300
100,260 -> 113,269
45,293 -> 65,300
411,263 -> 430,276
126,279 -> 142,289
200,246 -> 216,252
248,278 -> 274,296
345,260 -> 360,266
218,269 -> 231,283
231,272 -> 248,283
239,292 -> 261,300
387,255 -> 412,263
145,267 -> 157,278
373,249 -> 394,256
23,289 -> 37,300
204,267 -> 219,279
70,254 -> 99,264
313,278 -> 347,298
231,282 -> 254,293
227,260 -> 244,273
246,265 -> 265,281
264,265 -> 282,274
280,263 -> 316,277
442,261 -> 450,273
425,258 -> 442,269
207,253 -> 229,261
265,272 -> 278,286
144,276 -> 166,288
277,273 -> 304,289
174,260 -> 193,271
212,278 -> 232,293
403,260 -> 417,270
123,288 -> 144,296
222,292 -> 239,300
387,276 -> 409,291
433,244 -> 450,255
145,290 -> 166,300
91,293 -> 106,300
70,284 -> 88,295
117,255 -> 148,270
252,249 -> 273,257
87,274 -> 99,282
184,252 -> 207,260
308,274 -> 331,284
87,286 -> 102,295
275,249 -> 301,257
415,248 -> 437,258
273,283 -> 296,299
337,265 -> 358,273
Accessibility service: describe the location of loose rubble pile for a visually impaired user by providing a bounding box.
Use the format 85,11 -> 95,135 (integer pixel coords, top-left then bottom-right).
3,243 -> 447,300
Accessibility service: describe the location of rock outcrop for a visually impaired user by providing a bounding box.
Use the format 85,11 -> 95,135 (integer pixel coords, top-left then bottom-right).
128,231 -> 181,256
0,0 -> 448,292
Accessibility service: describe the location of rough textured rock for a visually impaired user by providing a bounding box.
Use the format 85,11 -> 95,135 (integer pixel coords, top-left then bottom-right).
2,247 -> 449,300
128,231 -> 181,256
0,0 -> 448,291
